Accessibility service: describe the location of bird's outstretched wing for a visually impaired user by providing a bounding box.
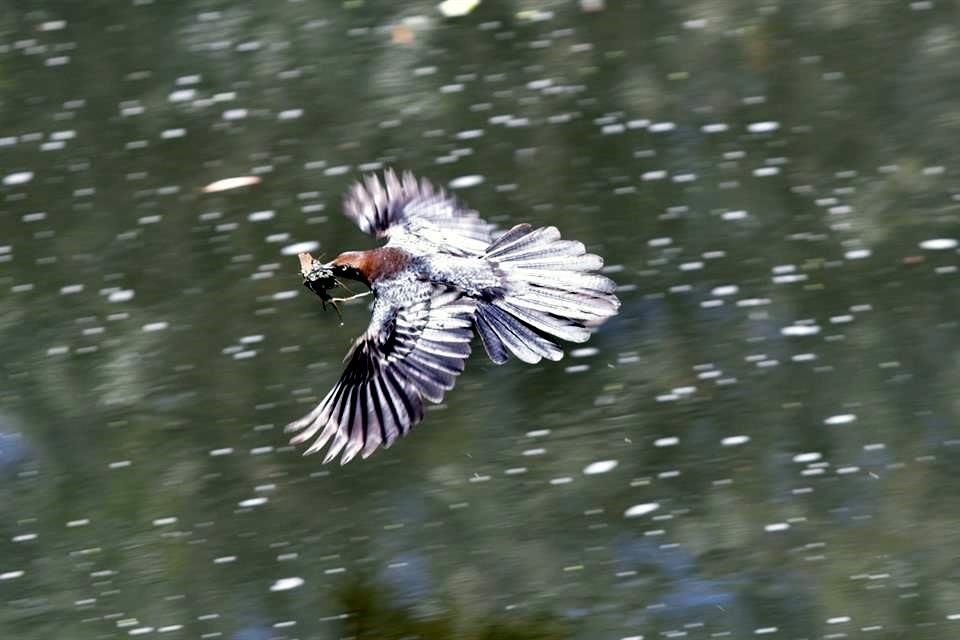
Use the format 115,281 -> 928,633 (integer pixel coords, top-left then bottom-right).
343,169 -> 498,256
286,287 -> 476,464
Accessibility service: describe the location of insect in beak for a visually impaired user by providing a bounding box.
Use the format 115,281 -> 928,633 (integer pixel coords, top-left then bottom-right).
297,252 -> 369,322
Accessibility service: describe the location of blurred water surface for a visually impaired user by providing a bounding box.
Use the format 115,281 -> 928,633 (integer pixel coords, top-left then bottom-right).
2,1 -> 960,639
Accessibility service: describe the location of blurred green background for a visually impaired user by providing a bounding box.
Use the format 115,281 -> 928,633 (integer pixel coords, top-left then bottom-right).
1,1 -> 959,638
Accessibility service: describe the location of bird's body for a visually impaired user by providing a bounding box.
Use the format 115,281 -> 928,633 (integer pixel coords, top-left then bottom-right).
288,170 -> 620,464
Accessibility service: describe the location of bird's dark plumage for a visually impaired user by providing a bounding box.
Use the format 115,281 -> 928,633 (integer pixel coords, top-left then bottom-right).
287,170 -> 620,464
287,287 -> 474,464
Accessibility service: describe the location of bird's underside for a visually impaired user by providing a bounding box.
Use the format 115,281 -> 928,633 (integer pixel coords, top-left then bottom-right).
287,169 -> 620,464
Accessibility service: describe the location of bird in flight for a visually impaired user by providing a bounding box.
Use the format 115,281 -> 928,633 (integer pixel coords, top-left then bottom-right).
287,170 -> 620,464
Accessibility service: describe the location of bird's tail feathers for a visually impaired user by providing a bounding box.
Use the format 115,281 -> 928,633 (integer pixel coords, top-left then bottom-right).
474,301 -> 564,364
476,224 -> 620,363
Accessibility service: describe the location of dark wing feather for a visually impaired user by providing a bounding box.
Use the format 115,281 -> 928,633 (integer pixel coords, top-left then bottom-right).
286,288 -> 475,464
343,169 -> 498,256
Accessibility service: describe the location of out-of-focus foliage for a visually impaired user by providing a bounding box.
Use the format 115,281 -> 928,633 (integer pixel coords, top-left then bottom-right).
1,1 -> 959,639
339,578 -> 569,639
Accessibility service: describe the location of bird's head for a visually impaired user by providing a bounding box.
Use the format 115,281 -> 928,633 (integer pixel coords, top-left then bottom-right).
328,251 -> 370,285
296,251 -> 372,321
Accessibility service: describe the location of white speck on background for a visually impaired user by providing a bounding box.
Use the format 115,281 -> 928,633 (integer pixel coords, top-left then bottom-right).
202,176 -> 261,193
920,238 -> 957,250
712,285 -> 739,296
583,460 -> 618,475
624,503 -> 659,517
748,121 -> 780,133
781,325 -> 820,336
248,210 -> 275,222
824,414 -> 856,425
108,290 -> 135,302
3,171 -> 34,186
281,241 -> 320,256
270,577 -> 304,592
449,174 -> 484,189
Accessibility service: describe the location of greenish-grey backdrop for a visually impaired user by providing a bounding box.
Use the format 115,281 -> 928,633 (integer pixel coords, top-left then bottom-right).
1,1 -> 959,639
